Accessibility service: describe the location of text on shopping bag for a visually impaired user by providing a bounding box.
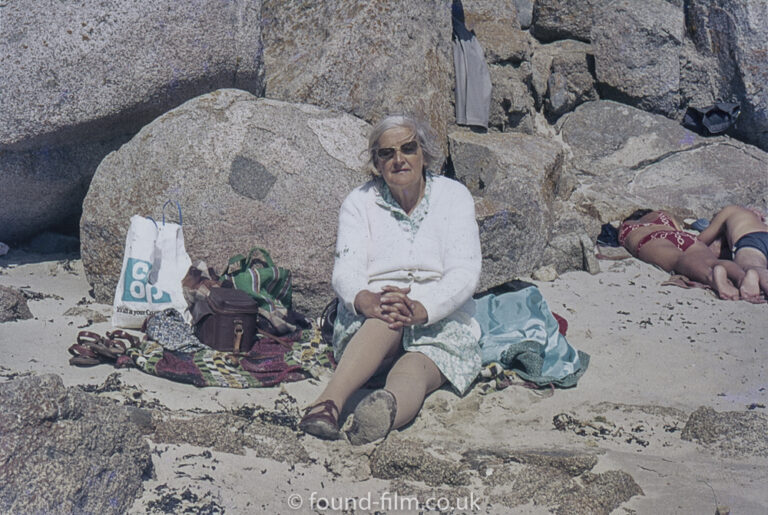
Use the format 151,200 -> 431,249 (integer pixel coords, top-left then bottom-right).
121,258 -> 172,303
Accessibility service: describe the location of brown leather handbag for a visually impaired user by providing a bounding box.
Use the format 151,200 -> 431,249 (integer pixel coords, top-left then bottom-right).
192,287 -> 260,353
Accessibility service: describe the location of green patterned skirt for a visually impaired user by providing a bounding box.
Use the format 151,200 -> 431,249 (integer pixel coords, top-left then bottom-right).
332,299 -> 482,394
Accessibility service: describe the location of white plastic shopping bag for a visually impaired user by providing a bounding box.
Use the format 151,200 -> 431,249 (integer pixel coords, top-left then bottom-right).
112,203 -> 191,328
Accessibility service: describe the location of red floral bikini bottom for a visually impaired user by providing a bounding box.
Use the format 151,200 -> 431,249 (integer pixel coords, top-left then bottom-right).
636,230 -> 697,252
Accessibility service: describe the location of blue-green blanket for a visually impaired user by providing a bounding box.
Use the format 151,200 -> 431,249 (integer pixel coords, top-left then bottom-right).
474,287 -> 589,388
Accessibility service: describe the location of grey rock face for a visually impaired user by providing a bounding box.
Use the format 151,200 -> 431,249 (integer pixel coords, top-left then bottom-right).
488,64 -> 535,133
545,46 -> 598,121
0,0 -> 264,242
514,0 -> 534,29
0,136 -> 130,242
558,100 -> 768,222
532,0 -> 605,43
0,286 -> 33,322
151,412 -> 310,464
370,437 -> 470,486
0,374 -> 152,514
540,200 -> 603,275
682,406 -> 768,457
81,89 -> 370,315
372,440 -> 643,513
462,0 -> 531,64
529,40 -> 597,121
261,0 -> 453,147
24,232 -> 81,254
449,130 -> 567,287
683,0 -> 768,152
0,0 -> 264,149
591,0 -> 684,117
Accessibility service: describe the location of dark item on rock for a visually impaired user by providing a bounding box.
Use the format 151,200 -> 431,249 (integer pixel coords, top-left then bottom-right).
682,102 -> 740,136
192,287 -> 261,353
597,223 -> 620,247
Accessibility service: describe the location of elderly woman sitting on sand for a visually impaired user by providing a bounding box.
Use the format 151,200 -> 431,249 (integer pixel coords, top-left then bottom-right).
697,205 -> 768,302
619,209 -> 746,301
299,114 -> 482,444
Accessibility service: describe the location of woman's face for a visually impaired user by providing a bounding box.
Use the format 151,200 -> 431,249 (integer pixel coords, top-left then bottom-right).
375,127 -> 425,191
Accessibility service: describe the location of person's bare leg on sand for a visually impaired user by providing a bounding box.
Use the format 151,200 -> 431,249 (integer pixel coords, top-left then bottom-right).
674,245 -> 742,300
738,269 -> 763,303
734,247 -> 768,302
711,264 -> 741,301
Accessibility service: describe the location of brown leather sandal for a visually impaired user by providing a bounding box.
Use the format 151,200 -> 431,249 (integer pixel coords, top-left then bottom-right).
299,399 -> 342,440
70,330 -> 129,366
106,330 -> 140,348
68,343 -> 101,366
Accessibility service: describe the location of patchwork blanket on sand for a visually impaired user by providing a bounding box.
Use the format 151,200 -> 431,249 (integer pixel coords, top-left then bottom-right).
81,290 -> 587,392
126,326 -> 335,388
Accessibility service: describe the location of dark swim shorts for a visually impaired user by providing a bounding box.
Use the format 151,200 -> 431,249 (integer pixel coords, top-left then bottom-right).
734,231 -> 768,260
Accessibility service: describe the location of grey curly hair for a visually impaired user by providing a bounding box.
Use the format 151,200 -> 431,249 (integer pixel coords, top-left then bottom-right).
367,115 -> 442,173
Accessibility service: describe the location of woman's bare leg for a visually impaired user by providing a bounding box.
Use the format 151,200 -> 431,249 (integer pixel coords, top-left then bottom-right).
675,247 -> 741,300
738,269 -> 763,302
758,270 -> 768,299
735,248 -> 768,301
384,351 -> 446,429
636,241 -> 681,273
711,265 -> 741,300
309,318 -> 402,413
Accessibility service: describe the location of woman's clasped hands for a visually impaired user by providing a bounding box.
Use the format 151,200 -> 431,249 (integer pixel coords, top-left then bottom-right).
353,286 -> 428,330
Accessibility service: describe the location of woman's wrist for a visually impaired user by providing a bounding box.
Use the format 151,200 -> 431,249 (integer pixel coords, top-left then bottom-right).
353,290 -> 378,317
409,301 -> 428,325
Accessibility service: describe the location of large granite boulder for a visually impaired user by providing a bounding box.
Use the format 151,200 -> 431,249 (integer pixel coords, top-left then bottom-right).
81,89 -> 370,315
261,0 -> 453,150
531,0 -> 606,43
0,0 -> 264,242
558,100 -> 768,222
462,0 -> 532,64
448,130 -> 572,288
0,374 -> 151,514
488,63 -> 536,134
530,40 -> 597,122
591,0 -> 684,117
0,137 -> 129,241
683,0 -> 768,152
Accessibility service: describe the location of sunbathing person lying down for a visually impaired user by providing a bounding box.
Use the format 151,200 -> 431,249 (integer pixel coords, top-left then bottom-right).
619,209 -> 746,301
697,205 -> 768,302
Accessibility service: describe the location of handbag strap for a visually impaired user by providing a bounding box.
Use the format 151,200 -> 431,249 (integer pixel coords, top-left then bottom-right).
162,200 -> 183,225
245,247 -> 276,268
226,247 -> 276,275
226,253 -> 248,275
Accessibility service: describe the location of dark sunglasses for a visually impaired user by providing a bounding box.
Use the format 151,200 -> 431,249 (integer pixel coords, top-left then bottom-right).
376,140 -> 419,160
